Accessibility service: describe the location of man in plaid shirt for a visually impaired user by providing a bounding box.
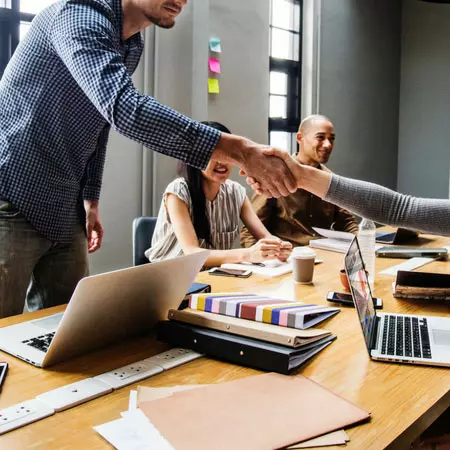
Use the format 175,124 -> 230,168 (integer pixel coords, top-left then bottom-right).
0,0 -> 296,318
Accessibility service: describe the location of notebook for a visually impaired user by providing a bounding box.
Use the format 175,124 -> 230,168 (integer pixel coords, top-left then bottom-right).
168,308 -> 331,347
393,270 -> 450,301
309,227 -> 354,253
188,293 -> 340,330
139,372 -> 370,450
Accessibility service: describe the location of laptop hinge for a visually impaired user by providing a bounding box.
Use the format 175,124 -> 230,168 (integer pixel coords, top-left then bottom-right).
369,316 -> 381,351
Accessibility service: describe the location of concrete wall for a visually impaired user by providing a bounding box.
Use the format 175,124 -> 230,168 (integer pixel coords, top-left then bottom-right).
398,0 -> 450,198
317,0 -> 402,189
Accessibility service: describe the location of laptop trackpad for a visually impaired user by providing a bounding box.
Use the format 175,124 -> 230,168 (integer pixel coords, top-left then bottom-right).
432,329 -> 450,347
30,313 -> 64,331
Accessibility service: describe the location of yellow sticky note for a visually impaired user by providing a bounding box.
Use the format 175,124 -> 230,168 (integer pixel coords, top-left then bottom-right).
208,78 -> 220,94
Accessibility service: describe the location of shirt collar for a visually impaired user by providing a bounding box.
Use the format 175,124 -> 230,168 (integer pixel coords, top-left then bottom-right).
293,153 -> 323,170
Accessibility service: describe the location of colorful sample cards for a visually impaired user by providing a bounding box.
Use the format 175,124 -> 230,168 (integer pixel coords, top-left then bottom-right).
188,293 -> 339,330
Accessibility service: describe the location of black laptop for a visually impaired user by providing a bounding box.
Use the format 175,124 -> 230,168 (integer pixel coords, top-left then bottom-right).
375,228 -> 419,244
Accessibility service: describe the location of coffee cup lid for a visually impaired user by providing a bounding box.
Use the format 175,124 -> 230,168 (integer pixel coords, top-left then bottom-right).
292,247 -> 316,258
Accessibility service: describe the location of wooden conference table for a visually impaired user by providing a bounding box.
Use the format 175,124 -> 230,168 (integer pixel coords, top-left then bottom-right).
0,231 -> 449,449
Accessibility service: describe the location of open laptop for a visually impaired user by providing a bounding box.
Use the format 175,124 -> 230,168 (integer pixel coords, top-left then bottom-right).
344,237 -> 450,367
0,251 -> 208,368
375,228 -> 419,244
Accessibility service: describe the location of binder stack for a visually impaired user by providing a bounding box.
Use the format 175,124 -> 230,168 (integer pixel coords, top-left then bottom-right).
157,305 -> 337,374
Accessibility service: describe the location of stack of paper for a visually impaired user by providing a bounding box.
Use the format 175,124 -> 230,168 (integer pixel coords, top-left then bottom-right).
95,374 -> 369,449
188,293 -> 340,329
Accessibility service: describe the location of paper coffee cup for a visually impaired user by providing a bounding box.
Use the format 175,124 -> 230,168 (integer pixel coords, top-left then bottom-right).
292,247 -> 316,284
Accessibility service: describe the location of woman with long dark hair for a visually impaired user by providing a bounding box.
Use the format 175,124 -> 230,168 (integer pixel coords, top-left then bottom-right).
146,122 -> 292,267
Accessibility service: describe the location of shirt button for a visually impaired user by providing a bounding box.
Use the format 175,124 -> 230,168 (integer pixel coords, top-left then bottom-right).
309,214 -> 313,218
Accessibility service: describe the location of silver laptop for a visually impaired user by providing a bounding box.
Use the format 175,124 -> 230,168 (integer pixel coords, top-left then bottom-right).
0,251 -> 208,368
344,237 -> 450,367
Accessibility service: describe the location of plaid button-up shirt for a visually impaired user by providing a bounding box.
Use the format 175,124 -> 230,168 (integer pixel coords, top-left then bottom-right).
0,0 -> 220,243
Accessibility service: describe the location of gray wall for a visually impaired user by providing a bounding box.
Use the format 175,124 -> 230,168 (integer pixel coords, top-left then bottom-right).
88,70 -> 145,275
209,0 -> 270,192
208,0 -> 269,146
398,0 -> 450,198
150,3 -> 195,214
89,0 -> 270,274
317,0 -> 402,189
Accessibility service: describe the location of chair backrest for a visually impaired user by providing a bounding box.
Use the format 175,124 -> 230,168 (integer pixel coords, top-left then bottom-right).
132,216 -> 158,266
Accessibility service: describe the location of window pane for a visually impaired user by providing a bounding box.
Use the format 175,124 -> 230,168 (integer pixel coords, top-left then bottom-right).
270,132 -> 290,152
270,95 -> 287,119
0,1 -> 9,8
271,0 -> 300,32
293,2 -> 301,32
20,21 -> 31,41
270,132 -> 296,154
270,72 -> 288,95
270,28 -> 299,61
20,0 -> 56,14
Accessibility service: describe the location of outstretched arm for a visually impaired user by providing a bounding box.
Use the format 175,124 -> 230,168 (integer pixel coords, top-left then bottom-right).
52,1 -> 296,198
325,174 -> 450,236
249,150 -> 450,236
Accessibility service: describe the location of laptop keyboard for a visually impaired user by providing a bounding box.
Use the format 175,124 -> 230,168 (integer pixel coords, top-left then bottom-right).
381,315 -> 432,359
22,332 -> 55,353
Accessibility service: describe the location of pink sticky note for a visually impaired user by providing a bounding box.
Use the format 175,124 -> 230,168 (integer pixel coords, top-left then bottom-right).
209,58 -> 221,74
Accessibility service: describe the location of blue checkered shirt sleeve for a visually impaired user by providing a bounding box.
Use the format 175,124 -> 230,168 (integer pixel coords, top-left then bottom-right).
50,1 -> 220,170
83,124 -> 110,200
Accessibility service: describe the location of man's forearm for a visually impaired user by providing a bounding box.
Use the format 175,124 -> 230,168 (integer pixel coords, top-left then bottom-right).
296,164 -> 332,198
211,133 -> 249,166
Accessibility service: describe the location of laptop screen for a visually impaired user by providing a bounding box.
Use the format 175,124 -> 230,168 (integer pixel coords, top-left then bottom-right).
344,237 -> 377,351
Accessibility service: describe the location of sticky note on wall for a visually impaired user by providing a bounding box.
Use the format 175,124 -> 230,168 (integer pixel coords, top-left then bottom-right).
209,58 -> 221,74
208,78 -> 220,94
209,37 -> 222,53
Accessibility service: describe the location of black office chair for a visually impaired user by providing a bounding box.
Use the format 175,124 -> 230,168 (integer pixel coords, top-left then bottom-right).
132,216 -> 158,266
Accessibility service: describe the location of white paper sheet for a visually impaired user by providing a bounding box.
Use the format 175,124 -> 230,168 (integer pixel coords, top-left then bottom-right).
379,257 -> 434,276
94,410 -> 174,450
128,390 -> 137,411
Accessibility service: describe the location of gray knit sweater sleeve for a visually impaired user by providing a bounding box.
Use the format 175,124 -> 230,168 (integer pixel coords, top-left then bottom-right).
324,174 -> 450,236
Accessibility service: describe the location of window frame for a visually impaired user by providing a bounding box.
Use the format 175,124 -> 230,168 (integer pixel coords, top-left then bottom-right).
268,0 -> 303,154
0,0 -> 36,77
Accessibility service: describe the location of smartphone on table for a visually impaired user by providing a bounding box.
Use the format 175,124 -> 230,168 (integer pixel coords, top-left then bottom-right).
208,267 -> 252,278
327,291 -> 383,309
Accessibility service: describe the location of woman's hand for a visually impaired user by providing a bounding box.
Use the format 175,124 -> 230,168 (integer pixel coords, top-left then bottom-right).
276,240 -> 293,262
245,238 -> 283,263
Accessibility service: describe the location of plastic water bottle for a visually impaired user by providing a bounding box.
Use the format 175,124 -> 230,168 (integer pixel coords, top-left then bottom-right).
358,218 -> 376,288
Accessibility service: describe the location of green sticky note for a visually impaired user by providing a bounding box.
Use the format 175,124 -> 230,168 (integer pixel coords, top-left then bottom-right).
208,78 -> 220,94
209,37 -> 222,53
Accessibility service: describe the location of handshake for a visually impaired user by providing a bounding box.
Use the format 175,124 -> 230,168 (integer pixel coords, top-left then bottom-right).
239,147 -> 304,199
212,132 -> 330,200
